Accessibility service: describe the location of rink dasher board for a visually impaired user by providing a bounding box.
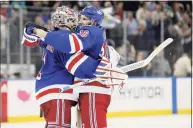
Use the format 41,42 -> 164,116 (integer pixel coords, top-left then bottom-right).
0,77 -> 191,123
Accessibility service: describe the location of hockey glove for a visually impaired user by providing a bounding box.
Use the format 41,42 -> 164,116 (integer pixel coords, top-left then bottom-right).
94,56 -> 128,87
25,23 -> 48,39
21,27 -> 47,48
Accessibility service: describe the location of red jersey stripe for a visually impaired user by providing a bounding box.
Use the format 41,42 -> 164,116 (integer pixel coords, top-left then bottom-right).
71,34 -> 80,52
67,53 -> 85,72
103,42 -> 107,56
36,88 -> 73,100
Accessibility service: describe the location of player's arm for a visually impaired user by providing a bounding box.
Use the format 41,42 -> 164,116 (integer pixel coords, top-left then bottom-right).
35,29 -> 94,53
65,52 -> 100,79
64,47 -> 127,86
33,26 -> 104,54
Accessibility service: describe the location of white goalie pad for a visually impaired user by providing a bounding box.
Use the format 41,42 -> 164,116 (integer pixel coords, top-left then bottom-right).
71,104 -> 82,128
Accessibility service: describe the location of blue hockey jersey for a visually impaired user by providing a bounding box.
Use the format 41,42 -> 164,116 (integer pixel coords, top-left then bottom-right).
44,25 -> 106,59
35,44 -> 102,104
35,26 -> 108,105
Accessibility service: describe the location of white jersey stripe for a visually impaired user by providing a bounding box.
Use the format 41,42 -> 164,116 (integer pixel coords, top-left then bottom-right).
65,52 -> 81,70
92,93 -> 98,128
89,93 -> 94,128
72,33 -> 83,51
69,34 -> 76,53
70,55 -> 88,74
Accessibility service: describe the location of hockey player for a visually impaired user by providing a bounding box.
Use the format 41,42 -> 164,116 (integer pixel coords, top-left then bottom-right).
74,6 -> 115,128
22,6 -> 111,128
27,6 -> 127,128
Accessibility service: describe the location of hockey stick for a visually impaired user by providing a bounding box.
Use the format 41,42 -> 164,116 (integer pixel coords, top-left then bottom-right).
61,38 -> 173,92
60,78 -> 101,92
121,38 -> 173,73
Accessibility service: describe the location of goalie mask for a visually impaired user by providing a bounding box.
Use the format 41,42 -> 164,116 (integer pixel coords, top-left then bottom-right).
51,6 -> 78,32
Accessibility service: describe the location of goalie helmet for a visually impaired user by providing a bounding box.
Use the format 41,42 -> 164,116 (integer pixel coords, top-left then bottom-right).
79,6 -> 104,26
51,6 -> 78,32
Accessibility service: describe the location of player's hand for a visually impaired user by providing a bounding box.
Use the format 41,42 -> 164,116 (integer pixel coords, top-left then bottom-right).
34,28 -> 48,39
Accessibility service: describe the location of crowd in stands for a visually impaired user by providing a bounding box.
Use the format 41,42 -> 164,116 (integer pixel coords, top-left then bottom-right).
0,1 -> 192,78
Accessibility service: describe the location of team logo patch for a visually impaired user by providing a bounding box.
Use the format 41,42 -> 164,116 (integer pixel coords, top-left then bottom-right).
79,30 -> 89,37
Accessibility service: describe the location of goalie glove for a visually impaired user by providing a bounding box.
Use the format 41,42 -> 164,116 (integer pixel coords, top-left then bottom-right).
25,23 -> 49,39
21,26 -> 47,48
21,27 -> 40,47
95,56 -> 128,87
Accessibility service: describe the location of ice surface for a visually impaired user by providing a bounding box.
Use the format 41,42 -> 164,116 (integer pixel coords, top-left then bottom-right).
1,115 -> 191,128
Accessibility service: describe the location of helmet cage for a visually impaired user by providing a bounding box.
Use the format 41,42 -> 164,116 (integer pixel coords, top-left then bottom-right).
51,6 -> 78,31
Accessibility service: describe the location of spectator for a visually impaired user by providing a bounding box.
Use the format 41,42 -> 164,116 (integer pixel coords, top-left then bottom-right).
151,3 -> 162,25
52,1 -> 71,10
92,1 -> 101,8
104,1 -> 112,8
116,2 -> 123,20
146,11 -> 155,51
27,1 -> 42,13
8,9 -> 20,63
182,23 -> 192,54
134,20 -> 150,58
151,3 -> 162,46
108,14 -> 123,48
126,11 -> 138,37
172,2 -> 184,24
182,12 -> 191,26
151,52 -> 171,76
146,2 -> 156,12
0,15 -> 7,53
173,51 -> 191,77
35,15 -> 45,26
136,2 -> 149,22
164,20 -> 183,69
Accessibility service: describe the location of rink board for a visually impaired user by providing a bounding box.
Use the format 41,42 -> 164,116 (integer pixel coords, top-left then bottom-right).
0,77 -> 191,123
